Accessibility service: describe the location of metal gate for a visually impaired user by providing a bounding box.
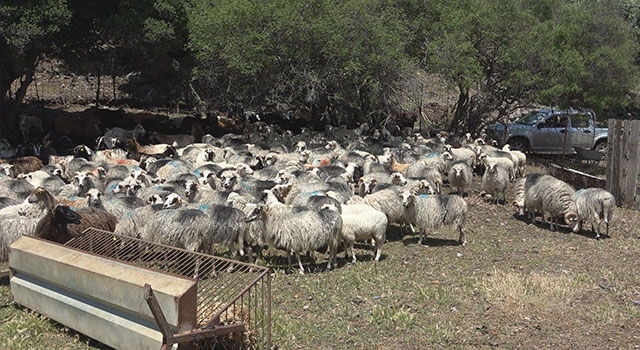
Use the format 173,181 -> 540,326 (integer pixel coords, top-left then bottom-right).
64,228 -> 271,349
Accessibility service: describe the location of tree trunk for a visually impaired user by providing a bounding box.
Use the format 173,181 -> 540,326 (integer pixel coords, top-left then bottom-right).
0,54 -> 37,141
449,83 -> 469,134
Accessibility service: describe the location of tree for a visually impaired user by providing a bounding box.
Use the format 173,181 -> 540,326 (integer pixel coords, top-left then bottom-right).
0,0 -> 71,140
415,0 -> 639,134
57,0 -> 194,108
188,0 -> 413,128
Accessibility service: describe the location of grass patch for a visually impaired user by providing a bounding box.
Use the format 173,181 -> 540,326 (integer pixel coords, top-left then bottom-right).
481,269 -> 580,311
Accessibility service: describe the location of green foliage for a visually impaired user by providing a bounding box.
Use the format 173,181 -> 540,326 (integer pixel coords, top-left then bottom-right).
2,0 -> 639,135
188,0 -> 413,123
0,0 -> 71,55
410,0 -> 639,132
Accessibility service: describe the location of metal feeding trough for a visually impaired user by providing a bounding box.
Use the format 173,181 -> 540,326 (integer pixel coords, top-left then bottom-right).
9,228 -> 271,349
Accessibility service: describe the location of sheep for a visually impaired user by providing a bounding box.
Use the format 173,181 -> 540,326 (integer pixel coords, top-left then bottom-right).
513,173 -> 545,218
33,204 -> 83,244
182,179 -> 218,203
347,188 -> 406,229
149,131 -> 195,148
126,138 -> 177,159
259,202 -> 342,274
102,124 -> 146,148
114,203 -> 165,238
0,197 -> 20,210
0,177 -> 35,200
148,158 -> 193,181
447,161 -> 473,197
227,192 -> 270,262
3,156 -> 44,177
85,188 -> 145,217
0,214 -> 41,262
141,208 -> 215,255
523,175 -> 578,231
571,188 -> 616,239
27,186 -> 118,236
339,203 -> 388,263
388,155 -> 410,174
540,178 -> 578,232
18,114 -> 44,142
444,144 -> 476,169
204,204 -> 263,257
481,161 -> 510,204
400,190 -> 467,246
502,144 -> 526,177
72,171 -> 100,196
292,192 -> 343,214
478,153 -> 515,180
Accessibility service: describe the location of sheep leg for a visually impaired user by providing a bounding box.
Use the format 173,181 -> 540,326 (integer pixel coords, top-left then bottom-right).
458,226 -> 467,246
326,245 -> 336,270
245,246 -> 255,264
350,242 -> 356,263
374,239 -> 382,261
237,234 -> 245,257
295,252 -> 305,274
593,222 -> 600,239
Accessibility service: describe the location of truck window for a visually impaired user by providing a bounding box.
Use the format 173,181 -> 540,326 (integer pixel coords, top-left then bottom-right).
571,113 -> 591,128
540,115 -> 567,128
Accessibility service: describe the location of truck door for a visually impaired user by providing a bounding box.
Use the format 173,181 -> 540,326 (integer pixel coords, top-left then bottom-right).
567,112 -> 594,149
533,114 -> 568,153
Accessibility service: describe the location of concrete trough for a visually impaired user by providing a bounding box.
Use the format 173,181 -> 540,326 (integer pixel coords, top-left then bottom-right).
9,235 -> 198,350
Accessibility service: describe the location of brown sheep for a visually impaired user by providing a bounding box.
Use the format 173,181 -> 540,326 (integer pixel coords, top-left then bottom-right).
126,138 -> 176,157
28,187 -> 118,238
149,131 -> 195,148
33,204 -> 82,244
389,155 -> 410,174
54,112 -> 102,143
1,156 -> 44,177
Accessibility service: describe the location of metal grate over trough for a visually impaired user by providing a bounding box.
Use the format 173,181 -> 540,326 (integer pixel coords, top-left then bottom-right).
64,228 -> 272,349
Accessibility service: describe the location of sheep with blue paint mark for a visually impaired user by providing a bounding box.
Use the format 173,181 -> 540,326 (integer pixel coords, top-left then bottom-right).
400,190 -> 467,246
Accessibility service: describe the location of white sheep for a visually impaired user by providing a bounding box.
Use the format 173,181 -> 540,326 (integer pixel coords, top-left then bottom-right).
447,161 -> 473,196
444,144 -> 476,169
259,202 -> 342,274
502,144 -> 526,177
400,190 -> 468,246
339,203 -> 388,263
572,188 -> 616,239
478,153 -> 515,181
481,162 -> 510,203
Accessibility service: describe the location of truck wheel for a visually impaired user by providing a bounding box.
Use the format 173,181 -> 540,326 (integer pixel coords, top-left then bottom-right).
507,137 -> 529,152
594,140 -> 607,153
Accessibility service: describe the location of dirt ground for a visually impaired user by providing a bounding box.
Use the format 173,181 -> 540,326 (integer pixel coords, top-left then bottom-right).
1,158 -> 639,349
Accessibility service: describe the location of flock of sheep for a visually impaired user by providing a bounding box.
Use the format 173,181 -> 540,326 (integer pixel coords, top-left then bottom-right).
0,120 -> 616,274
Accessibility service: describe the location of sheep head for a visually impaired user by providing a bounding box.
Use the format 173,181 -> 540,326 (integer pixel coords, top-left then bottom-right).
564,212 -> 579,227
52,205 -> 82,225
184,180 -> 198,197
163,193 -> 183,209
85,188 -> 102,206
390,172 -> 408,186
244,204 -> 266,222
400,190 -> 416,208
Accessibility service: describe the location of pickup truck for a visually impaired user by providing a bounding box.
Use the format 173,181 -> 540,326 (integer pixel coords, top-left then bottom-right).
484,108 -> 608,154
